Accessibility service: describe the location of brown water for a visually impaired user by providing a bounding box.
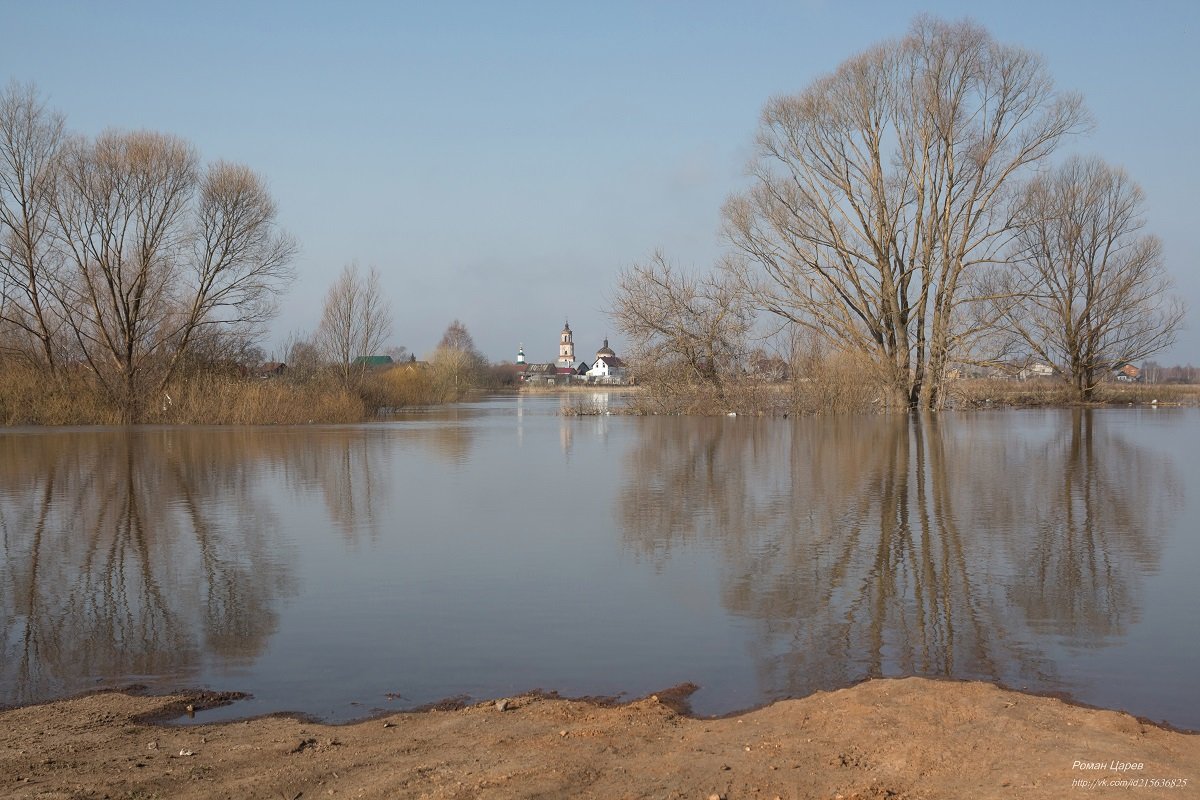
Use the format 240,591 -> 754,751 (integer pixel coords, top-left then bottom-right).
2,397 -> 1198,727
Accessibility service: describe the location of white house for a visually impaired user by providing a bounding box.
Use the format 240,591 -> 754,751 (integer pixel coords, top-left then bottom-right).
587,355 -> 627,379
1018,362 -> 1055,380
586,339 -> 627,382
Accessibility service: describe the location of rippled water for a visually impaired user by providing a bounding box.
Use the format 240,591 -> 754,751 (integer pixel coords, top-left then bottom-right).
2,396 -> 1198,727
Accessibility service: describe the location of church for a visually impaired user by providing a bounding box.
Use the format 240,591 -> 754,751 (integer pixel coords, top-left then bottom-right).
515,321 -> 627,385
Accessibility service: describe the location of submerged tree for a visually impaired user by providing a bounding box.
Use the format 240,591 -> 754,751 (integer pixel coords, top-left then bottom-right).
996,157 -> 1184,400
724,16 -> 1088,409
612,252 -> 753,408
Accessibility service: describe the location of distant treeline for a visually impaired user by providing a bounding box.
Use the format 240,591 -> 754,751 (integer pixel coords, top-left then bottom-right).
1140,363 -> 1200,384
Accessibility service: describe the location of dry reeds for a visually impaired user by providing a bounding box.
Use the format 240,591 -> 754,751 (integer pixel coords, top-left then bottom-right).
156,374 -> 366,424
366,366 -> 449,408
0,358 -> 461,425
788,348 -> 895,415
1093,382 -> 1200,405
948,379 -> 1200,409
948,378 -> 1074,409
0,362 -> 120,425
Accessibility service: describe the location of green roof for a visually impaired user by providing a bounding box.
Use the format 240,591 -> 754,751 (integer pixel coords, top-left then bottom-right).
352,355 -> 395,366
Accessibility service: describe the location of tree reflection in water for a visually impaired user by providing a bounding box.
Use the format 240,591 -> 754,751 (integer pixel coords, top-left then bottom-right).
0,423 -> 478,708
0,431 -> 294,705
0,410 -> 1183,719
619,410 -> 1179,702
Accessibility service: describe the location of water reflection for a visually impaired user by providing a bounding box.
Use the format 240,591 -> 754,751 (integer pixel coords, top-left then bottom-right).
279,430 -> 391,541
620,410 -> 1179,701
0,422 -> 495,707
1004,412 -> 1170,645
0,430 -> 294,705
384,406 -> 480,466
0,406 -> 1190,726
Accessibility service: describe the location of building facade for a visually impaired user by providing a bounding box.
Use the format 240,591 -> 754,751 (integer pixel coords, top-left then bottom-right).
557,321 -> 575,371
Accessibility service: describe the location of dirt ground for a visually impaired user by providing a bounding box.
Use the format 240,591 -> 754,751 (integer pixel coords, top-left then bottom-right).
1,677 -> 1196,800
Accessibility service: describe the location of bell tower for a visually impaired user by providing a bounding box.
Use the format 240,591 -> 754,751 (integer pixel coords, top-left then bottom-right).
557,320 -> 575,369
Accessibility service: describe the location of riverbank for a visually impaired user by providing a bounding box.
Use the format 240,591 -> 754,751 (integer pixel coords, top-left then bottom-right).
2,678 -> 1195,799
560,381 -> 1200,416
949,380 -> 1200,410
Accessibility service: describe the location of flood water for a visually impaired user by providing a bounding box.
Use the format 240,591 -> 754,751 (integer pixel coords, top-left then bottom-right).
2,396 -> 1198,728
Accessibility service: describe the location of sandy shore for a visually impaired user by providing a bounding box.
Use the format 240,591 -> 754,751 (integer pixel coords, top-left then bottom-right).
1,678 -> 1196,799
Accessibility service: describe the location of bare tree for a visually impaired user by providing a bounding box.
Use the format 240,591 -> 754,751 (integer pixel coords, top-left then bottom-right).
437,319 -> 481,354
52,130 -> 197,418
315,262 -> 393,387
176,325 -> 266,377
0,81 -> 66,369
724,16 -> 1088,409
996,157 -> 1184,400
181,161 -> 296,353
431,319 -> 486,396
281,330 -> 321,380
50,130 -> 295,421
612,252 -> 753,390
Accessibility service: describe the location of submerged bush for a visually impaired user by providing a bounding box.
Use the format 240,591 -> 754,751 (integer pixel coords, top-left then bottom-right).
622,345 -> 895,417
788,348 -> 894,415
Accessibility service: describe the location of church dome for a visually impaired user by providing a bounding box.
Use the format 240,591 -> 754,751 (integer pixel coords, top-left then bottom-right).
596,337 -> 615,359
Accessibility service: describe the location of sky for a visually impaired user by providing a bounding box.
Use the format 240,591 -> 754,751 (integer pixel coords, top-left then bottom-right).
4,0 -> 1198,364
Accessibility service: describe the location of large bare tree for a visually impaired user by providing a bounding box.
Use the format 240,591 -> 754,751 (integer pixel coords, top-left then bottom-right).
0,81 -> 66,369
997,157 -> 1183,400
315,262 -> 392,387
724,16 -> 1088,409
50,130 -> 295,421
612,252 -> 753,390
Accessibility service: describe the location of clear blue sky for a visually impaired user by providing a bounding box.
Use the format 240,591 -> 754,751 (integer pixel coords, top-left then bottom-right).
5,0 -> 1198,363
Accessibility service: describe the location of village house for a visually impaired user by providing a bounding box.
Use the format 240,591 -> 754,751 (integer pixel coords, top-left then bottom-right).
522,362 -> 560,385
394,354 -> 430,371
1018,362 -> 1055,380
585,339 -> 627,383
352,355 -> 395,369
1114,363 -> 1142,382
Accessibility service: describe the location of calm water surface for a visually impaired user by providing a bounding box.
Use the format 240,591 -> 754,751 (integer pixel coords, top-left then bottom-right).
2,396 -> 1198,728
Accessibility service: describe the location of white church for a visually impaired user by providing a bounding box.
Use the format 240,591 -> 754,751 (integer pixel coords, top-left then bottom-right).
516,321 -> 628,385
